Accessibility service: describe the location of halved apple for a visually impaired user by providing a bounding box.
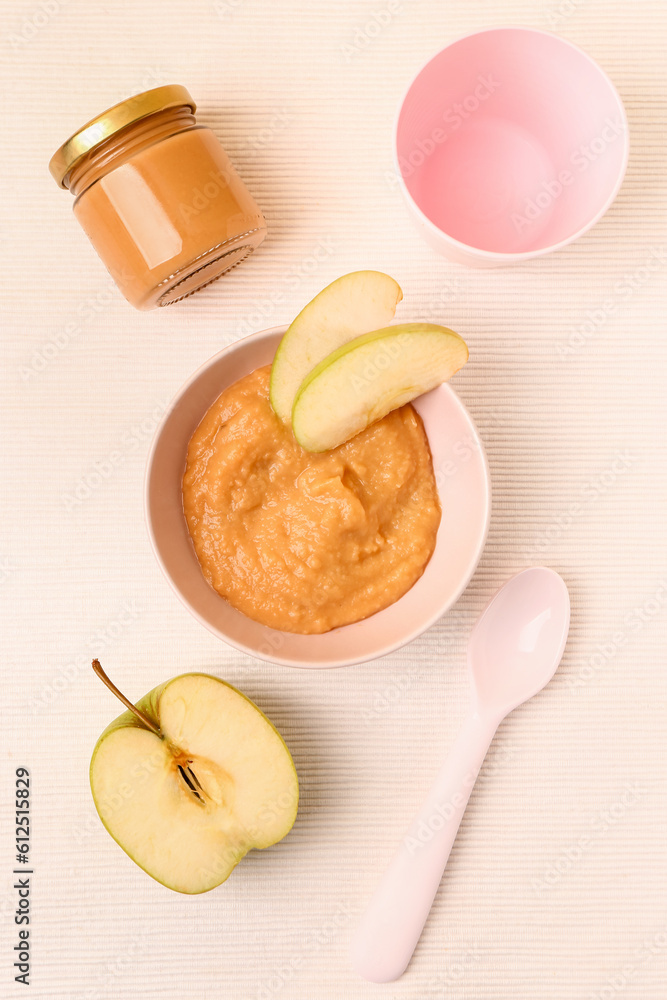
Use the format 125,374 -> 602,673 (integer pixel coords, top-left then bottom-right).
291,323 -> 468,452
269,270 -> 403,423
89,663 -> 298,894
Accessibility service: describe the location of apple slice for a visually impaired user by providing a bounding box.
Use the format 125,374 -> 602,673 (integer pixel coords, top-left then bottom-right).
291,323 -> 468,452
269,270 -> 403,423
89,661 -> 298,894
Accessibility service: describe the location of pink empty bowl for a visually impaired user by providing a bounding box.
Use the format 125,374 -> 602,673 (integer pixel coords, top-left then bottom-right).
395,27 -> 629,266
145,326 -> 491,667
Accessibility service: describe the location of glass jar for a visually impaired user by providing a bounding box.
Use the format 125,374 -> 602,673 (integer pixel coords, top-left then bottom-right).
49,85 -> 267,310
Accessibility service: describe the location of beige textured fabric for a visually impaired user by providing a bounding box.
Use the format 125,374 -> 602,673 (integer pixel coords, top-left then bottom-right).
1,2 -> 666,998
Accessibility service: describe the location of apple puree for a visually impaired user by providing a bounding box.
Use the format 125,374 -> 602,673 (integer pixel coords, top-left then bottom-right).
183,366 -> 441,634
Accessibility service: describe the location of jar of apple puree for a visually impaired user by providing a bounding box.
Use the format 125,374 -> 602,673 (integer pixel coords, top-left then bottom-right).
49,85 -> 267,309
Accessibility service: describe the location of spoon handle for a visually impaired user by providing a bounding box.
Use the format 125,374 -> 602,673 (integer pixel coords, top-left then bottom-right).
350,710 -> 499,983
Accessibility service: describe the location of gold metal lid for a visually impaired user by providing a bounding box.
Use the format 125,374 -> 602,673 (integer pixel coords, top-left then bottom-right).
49,84 -> 196,189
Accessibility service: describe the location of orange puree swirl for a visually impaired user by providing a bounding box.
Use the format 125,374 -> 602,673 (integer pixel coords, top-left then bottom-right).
183,366 -> 440,634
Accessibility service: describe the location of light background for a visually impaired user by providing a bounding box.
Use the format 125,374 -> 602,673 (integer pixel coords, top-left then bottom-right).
1,1 -> 666,998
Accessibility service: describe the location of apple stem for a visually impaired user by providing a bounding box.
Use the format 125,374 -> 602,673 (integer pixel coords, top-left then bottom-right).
91,659 -> 162,737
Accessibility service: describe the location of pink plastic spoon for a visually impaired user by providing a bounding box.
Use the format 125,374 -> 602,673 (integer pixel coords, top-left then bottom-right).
350,567 -> 570,983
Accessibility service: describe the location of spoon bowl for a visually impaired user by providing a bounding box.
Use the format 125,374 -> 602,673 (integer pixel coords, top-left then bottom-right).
469,567 -> 570,716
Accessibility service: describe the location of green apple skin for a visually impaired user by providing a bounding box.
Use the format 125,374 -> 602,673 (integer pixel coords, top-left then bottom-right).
269,270 -> 403,424
291,323 -> 468,453
89,673 -> 299,894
